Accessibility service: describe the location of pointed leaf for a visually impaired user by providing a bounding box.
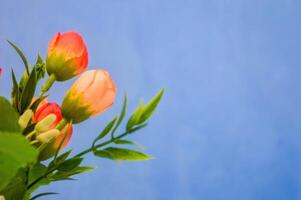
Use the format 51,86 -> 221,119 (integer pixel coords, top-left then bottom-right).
7,40 -> 30,75
48,150 -> 72,170
111,94 -> 127,137
30,192 -> 58,200
11,69 -> 19,110
52,166 -> 94,180
126,101 -> 144,131
92,116 -> 118,148
57,157 -> 83,172
114,139 -> 144,149
139,88 -> 165,124
20,68 -> 37,112
94,147 -> 153,161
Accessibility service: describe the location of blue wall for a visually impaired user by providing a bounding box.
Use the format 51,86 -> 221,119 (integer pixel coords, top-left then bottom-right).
1,0 -> 301,199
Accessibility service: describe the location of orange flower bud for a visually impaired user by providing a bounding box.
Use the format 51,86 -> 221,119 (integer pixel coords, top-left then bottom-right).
61,69 -> 116,123
46,32 -> 88,81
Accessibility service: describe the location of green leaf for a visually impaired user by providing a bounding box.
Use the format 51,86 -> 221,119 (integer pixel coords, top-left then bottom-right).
139,88 -> 165,124
52,166 -> 94,181
92,116 -> 118,149
7,40 -> 30,75
28,163 -> 47,185
126,101 -> 144,131
20,68 -> 37,113
34,54 -> 46,81
57,157 -> 83,172
11,69 -> 20,111
114,139 -> 144,149
0,96 -> 20,133
0,168 -> 28,200
111,94 -> 127,137
19,71 -> 29,91
94,147 -> 153,161
0,133 -> 38,190
30,192 -> 58,200
48,150 -> 72,170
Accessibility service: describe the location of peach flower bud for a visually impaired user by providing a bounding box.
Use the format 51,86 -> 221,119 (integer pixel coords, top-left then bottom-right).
46,32 -> 88,81
35,114 -> 57,133
61,69 -> 116,123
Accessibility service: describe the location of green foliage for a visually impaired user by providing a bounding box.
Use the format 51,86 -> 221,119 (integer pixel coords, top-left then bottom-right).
126,100 -> 144,131
57,157 -> 83,172
51,166 -> 94,181
92,116 -> 118,149
34,54 -> 46,81
7,40 -> 30,75
0,133 -> 38,191
127,88 -> 165,131
111,94 -> 127,137
0,96 -> 20,133
48,150 -> 72,170
28,163 -> 48,185
8,42 -> 46,114
1,168 -> 28,200
94,147 -> 153,161
30,192 -> 58,200
114,139 -> 144,149
20,68 -> 37,113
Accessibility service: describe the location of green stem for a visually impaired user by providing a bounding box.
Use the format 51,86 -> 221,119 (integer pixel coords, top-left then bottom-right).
30,140 -> 39,145
39,74 -> 56,97
26,130 -> 36,140
74,131 -> 130,157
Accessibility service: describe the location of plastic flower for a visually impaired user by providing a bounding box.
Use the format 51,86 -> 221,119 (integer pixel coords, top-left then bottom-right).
46,32 -> 88,81
33,102 -> 73,160
61,69 -> 116,123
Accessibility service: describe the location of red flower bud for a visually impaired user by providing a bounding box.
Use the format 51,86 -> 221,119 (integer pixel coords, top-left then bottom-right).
34,102 -> 73,160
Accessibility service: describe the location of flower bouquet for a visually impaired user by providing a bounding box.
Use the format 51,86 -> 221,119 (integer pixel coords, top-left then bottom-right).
0,32 -> 164,200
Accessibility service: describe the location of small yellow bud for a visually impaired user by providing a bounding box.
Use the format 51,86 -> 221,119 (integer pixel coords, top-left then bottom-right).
35,114 -> 56,133
36,129 -> 60,143
18,109 -> 33,130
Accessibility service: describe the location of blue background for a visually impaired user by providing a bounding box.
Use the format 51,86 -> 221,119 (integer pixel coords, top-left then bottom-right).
1,0 -> 301,199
